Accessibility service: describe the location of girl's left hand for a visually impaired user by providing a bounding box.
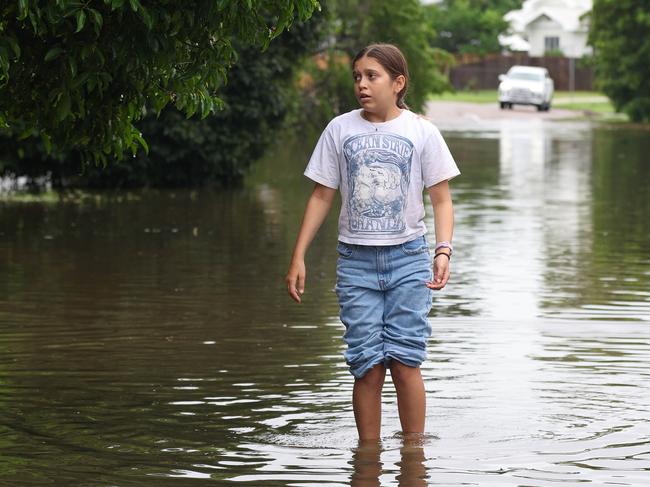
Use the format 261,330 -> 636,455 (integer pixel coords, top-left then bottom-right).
425,255 -> 450,290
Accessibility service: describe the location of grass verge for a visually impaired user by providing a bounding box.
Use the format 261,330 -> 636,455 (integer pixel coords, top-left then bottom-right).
427,90 -> 627,120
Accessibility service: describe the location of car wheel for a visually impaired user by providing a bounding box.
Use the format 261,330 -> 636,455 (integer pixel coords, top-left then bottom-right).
500,102 -> 506,109
536,104 -> 544,112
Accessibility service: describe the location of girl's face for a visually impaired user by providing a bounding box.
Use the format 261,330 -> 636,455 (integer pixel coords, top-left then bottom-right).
352,55 -> 405,111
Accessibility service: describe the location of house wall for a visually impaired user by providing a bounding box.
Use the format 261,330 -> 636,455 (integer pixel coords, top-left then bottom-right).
525,15 -> 592,57
564,31 -> 592,57
527,16 -> 564,56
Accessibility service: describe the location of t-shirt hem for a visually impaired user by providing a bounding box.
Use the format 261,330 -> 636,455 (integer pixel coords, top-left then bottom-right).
303,170 -> 339,189
338,229 -> 428,246
424,170 -> 461,188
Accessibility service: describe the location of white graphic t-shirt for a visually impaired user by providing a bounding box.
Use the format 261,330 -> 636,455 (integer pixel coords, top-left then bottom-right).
304,108 -> 461,246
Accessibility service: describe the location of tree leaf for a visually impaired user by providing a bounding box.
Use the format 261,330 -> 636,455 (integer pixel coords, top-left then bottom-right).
139,8 -> 153,30
18,128 -> 34,140
56,91 -> 71,122
44,47 -> 64,62
68,57 -> 77,77
89,8 -> 103,32
17,0 -> 29,20
75,10 -> 86,33
41,132 -> 52,154
7,37 -> 21,59
133,130 -> 149,154
0,46 -> 8,71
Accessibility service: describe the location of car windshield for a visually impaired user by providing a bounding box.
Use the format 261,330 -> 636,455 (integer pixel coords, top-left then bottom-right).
508,72 -> 544,82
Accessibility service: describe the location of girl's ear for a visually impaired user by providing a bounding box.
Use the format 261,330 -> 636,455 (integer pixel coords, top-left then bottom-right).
393,74 -> 406,93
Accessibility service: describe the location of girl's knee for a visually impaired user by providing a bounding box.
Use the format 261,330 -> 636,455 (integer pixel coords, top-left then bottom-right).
356,363 -> 386,388
389,360 -> 421,385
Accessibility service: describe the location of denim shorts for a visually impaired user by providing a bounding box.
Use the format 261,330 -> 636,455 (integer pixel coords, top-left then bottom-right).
334,235 -> 434,379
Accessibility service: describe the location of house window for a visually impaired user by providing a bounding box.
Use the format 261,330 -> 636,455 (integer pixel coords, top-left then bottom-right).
545,36 -> 560,51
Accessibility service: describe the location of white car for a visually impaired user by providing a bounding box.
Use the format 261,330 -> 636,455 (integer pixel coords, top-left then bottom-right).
498,66 -> 554,111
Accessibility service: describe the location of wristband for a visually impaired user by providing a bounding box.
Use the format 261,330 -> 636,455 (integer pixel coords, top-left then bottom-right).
435,241 -> 453,256
434,252 -> 450,261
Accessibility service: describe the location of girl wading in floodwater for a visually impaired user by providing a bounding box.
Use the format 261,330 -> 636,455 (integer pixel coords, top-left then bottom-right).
285,43 -> 460,441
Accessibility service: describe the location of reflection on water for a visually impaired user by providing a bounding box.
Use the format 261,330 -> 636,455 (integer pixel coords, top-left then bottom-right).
437,118 -> 650,321
1,119 -> 649,485
348,436 -> 428,487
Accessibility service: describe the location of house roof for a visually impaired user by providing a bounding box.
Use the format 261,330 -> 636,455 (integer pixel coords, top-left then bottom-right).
505,0 -> 591,33
498,33 -> 531,52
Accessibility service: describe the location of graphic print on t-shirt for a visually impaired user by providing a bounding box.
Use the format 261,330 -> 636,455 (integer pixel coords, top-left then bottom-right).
343,133 -> 414,234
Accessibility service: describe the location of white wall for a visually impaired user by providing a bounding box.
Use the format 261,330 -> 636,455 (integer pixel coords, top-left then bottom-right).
526,16 -> 592,57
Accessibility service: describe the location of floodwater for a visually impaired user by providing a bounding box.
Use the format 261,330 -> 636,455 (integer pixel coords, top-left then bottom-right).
1,118 -> 649,486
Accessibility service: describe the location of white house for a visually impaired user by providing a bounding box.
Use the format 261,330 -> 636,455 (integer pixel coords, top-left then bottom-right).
500,0 -> 592,58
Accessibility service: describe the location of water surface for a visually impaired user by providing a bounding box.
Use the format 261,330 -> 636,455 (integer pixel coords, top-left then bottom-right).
1,118 -> 649,485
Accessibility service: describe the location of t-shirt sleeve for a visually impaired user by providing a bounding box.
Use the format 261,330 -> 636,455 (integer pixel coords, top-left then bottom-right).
303,124 -> 340,189
421,126 -> 461,188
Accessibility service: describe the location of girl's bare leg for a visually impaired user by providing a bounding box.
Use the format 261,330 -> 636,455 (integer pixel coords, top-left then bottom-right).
389,361 -> 425,433
353,363 -> 386,440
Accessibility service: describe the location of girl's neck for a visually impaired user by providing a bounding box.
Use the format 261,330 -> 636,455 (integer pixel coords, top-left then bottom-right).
361,105 -> 404,123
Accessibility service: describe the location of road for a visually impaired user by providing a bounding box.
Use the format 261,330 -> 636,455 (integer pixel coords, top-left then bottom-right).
425,100 -> 581,123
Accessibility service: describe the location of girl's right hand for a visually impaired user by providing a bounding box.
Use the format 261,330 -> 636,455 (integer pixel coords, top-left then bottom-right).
285,259 -> 306,303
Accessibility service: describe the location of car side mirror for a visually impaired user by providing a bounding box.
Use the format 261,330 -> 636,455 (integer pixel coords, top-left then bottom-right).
498,74 -> 506,82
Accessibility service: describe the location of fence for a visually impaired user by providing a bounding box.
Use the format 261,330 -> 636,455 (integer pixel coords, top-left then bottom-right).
450,53 -> 594,91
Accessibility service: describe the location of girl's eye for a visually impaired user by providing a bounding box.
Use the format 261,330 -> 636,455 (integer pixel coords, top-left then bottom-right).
352,73 -> 378,82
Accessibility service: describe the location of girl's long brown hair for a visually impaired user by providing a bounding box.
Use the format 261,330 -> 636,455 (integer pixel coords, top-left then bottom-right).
351,43 -> 410,110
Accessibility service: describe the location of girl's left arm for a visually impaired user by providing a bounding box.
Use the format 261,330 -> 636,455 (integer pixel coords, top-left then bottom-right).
426,180 -> 455,290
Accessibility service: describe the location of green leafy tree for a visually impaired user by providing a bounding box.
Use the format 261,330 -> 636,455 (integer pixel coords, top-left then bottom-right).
426,0 -> 512,56
0,5 -> 328,188
299,0 -> 452,124
588,0 -> 650,123
0,0 -> 319,164
469,0 -> 522,15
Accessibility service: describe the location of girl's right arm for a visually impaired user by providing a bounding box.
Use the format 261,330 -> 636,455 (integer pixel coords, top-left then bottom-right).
285,182 -> 337,303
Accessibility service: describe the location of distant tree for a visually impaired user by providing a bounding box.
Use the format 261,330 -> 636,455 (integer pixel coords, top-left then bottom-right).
426,0 -> 513,56
470,0 -> 522,15
588,0 -> 650,122
0,0 -> 319,164
298,0 -> 452,124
